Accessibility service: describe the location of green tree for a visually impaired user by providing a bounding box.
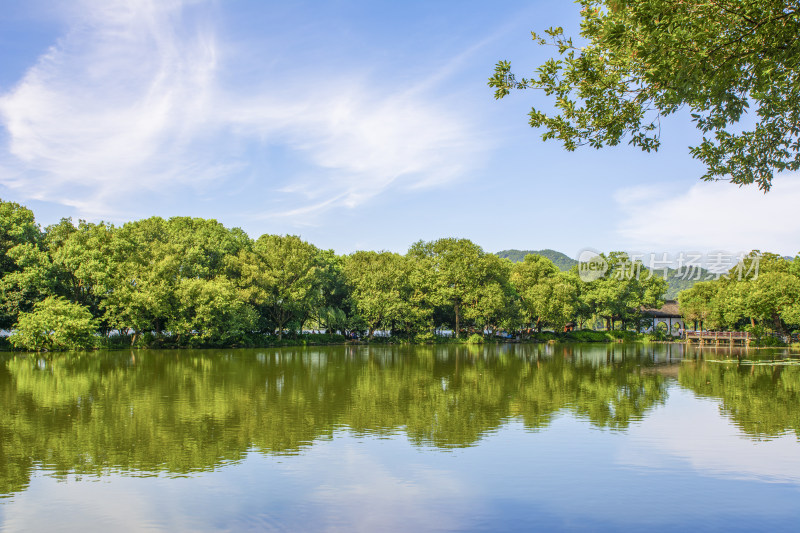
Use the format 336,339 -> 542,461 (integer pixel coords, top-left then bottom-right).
0,242 -> 58,328
229,235 -> 322,340
511,254 -> 579,332
100,217 -> 177,341
343,251 -> 413,339
0,218 -> 86,330
9,296 -> 98,351
746,271 -> 800,336
489,0 -> 800,190
679,281 -> 724,331
582,252 -> 665,330
49,220 -> 116,323
0,199 -> 40,276
299,249 -> 346,333
0,200 -> 42,328
408,238 -> 503,338
461,254 -> 515,336
677,252 -> 800,336
737,253 -> 800,336
168,278 -> 256,346
100,216 -> 251,344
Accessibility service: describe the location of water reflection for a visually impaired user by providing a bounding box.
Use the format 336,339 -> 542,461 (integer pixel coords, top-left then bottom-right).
0,343 -> 798,499
679,359 -> 800,439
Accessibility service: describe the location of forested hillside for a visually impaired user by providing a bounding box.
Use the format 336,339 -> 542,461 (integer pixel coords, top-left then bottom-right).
496,249 -> 712,299
496,249 -> 577,271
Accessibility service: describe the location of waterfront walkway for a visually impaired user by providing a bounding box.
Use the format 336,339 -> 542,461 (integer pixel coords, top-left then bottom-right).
685,331 -> 750,346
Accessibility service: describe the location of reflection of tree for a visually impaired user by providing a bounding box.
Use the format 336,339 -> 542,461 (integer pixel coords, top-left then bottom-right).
348,346 -> 516,448
515,357 -> 667,432
0,345 -> 669,497
679,362 -> 800,439
510,344 -> 670,431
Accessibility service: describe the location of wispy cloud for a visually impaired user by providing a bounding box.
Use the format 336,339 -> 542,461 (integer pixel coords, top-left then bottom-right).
224,79 -> 478,217
0,0 -> 484,222
0,0 -> 222,215
613,175 -> 800,256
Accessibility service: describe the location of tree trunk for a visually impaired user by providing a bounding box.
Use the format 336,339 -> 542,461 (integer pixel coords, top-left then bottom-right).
454,301 -> 460,339
773,313 -> 787,338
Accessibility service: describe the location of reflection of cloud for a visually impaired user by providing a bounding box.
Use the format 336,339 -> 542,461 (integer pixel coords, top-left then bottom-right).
3,472 -> 193,531
619,387 -> 800,484
0,0 -> 482,220
613,175 -> 800,256
2,434 -> 474,532
310,437 -> 468,533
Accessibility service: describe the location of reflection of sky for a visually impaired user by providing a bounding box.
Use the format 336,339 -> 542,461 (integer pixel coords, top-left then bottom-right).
620,385 -> 800,484
3,392 -> 800,532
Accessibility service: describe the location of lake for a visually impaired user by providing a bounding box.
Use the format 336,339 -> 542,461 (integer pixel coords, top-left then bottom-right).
1,343 -> 799,532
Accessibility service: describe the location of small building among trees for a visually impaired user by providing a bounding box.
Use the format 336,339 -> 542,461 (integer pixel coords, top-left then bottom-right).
641,300 -> 684,334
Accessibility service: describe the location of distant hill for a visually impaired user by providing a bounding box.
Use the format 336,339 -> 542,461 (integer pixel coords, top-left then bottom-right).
496,249 -> 578,271
496,249 -> 708,299
661,268 -> 710,299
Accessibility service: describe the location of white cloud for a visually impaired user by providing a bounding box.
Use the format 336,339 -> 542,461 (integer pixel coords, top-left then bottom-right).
0,0 -> 482,222
614,175 -> 800,256
223,80 -> 477,217
0,0 -> 223,214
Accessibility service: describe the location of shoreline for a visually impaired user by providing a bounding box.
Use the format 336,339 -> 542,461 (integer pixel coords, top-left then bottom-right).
3,337 -> 797,354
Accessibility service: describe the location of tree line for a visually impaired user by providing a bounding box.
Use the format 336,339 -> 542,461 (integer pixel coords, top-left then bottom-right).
679,253 -> 800,341
0,198 -> 740,351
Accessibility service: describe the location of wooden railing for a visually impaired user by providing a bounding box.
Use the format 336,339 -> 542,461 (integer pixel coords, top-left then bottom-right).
685,331 -> 750,344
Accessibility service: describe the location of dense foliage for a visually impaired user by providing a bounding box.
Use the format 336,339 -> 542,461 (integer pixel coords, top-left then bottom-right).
9,297 -> 98,351
13,198 -> 795,350
678,253 -> 800,340
490,0 -> 800,191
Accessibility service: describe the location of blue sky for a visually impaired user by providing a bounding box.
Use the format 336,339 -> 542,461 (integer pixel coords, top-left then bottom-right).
1,0 -> 798,258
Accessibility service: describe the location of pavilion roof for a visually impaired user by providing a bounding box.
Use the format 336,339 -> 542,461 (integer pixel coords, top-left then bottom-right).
640,299 -> 681,318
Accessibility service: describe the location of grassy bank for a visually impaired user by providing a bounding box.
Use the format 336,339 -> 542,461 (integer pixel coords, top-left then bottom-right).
5,329 -> 790,352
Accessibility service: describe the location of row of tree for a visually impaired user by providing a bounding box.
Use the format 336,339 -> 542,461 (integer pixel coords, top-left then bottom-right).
3,199 -> 669,349
678,253 -> 800,338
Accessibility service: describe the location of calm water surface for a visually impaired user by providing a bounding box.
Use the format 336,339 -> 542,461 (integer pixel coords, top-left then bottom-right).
1,343 -> 799,532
